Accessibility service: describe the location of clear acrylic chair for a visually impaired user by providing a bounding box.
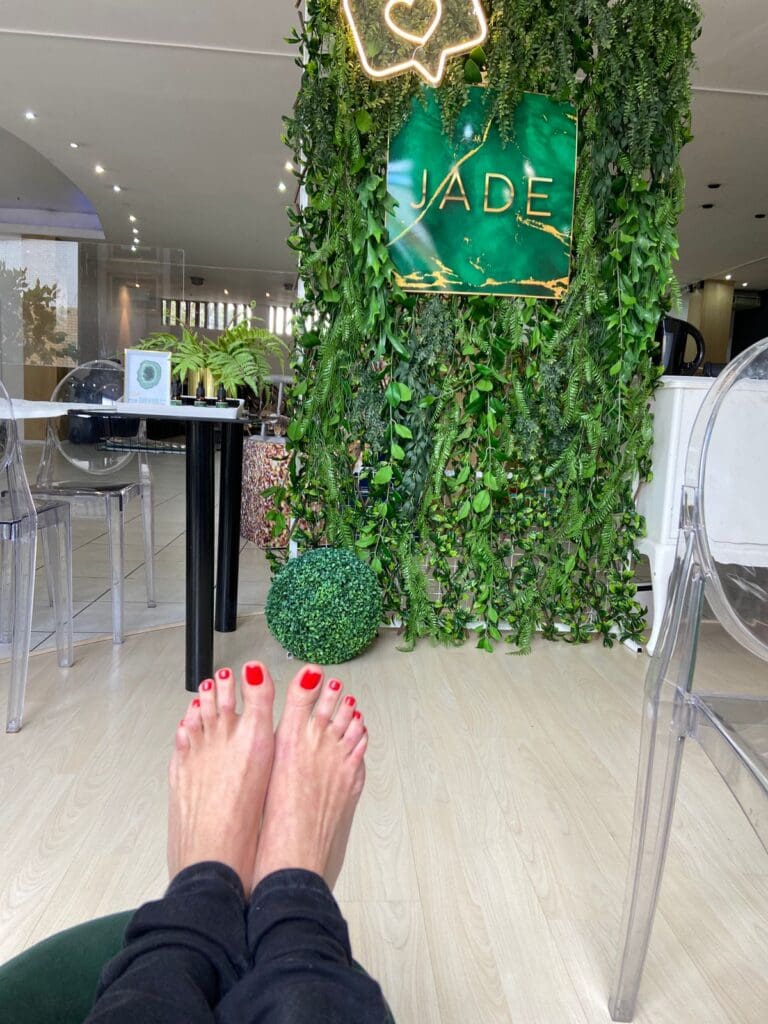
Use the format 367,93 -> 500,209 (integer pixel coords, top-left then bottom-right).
0,380 -> 73,733
609,336 -> 768,1020
31,360 -> 156,645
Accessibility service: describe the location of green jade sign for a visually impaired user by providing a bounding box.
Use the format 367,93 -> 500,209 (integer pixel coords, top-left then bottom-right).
386,89 -> 577,299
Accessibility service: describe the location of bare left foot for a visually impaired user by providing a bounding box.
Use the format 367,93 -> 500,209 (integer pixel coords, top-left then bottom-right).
167,661 -> 275,896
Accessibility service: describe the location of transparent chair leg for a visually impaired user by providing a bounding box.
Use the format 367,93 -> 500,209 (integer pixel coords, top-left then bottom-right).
46,514 -> 74,668
0,538 -> 12,643
609,532 -> 705,1021
6,526 -> 37,733
141,482 -> 156,608
106,496 -> 125,645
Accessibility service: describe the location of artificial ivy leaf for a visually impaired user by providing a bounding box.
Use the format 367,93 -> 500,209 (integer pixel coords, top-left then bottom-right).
391,443 -> 405,460
371,557 -> 383,574
475,379 -> 493,392
455,463 -> 471,485
396,382 -> 413,401
463,58 -> 482,84
476,636 -> 494,653
355,533 -> 377,548
286,420 -> 305,441
373,465 -> 393,486
355,109 -> 373,134
394,423 -> 413,439
484,471 -> 499,491
609,360 -> 622,376
384,380 -> 401,407
473,490 -> 491,513
456,499 -> 471,520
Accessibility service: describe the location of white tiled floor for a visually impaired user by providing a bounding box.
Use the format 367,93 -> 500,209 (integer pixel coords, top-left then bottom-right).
1,448 -> 272,661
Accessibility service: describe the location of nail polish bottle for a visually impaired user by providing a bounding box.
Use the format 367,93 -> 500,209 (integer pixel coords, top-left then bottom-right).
194,377 -> 207,407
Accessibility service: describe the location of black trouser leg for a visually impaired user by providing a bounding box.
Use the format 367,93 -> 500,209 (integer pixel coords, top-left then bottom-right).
85,863 -> 248,1024
216,870 -> 389,1024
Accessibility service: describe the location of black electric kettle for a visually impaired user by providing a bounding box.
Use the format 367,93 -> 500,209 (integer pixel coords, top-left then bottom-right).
654,316 -> 706,375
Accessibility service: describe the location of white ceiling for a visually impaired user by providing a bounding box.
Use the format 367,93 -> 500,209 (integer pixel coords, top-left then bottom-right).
0,0 -> 765,299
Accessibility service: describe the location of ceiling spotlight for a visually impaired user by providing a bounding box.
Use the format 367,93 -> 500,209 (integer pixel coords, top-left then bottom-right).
285,161 -> 294,172
725,274 -> 732,281
131,245 -> 137,252
278,182 -> 287,193
135,283 -> 140,289
113,184 -> 122,192
707,182 -> 721,189
69,141 -> 79,149
224,289 -> 229,296
134,238 -> 140,244
742,282 -> 749,287
24,111 -> 36,120
94,163 -> 105,174
132,227 -> 139,234
266,291 -> 271,298
129,214 -> 137,223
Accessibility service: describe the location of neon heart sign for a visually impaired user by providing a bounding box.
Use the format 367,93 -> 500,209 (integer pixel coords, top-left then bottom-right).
342,0 -> 488,87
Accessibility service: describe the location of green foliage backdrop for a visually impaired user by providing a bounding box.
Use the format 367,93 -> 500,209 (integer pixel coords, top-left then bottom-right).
275,0 -> 701,652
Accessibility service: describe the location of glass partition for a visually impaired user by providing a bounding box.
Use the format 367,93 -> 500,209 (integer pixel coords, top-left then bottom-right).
0,238 -> 184,421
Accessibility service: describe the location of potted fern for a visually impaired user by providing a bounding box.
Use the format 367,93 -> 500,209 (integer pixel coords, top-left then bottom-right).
137,308 -> 286,406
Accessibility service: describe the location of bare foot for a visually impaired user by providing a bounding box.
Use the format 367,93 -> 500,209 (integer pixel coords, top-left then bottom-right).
167,661 -> 275,896
253,666 -> 367,892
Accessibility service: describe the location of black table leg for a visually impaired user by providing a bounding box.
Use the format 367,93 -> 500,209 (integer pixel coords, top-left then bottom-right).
186,421 -> 215,692
215,422 -> 244,633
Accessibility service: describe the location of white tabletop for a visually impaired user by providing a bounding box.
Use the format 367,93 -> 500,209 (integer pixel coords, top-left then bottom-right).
1,398 -> 247,422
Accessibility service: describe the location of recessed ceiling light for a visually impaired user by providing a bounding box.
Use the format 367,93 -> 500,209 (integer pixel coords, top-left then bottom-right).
701,203 -> 714,209
129,214 -> 137,223
94,164 -> 105,174
707,183 -> 721,189
113,184 -> 122,192
134,238 -> 140,244
725,274 -> 732,281
742,282 -> 749,287
278,182 -> 287,193
266,291 -> 271,298
135,283 -> 140,289
285,161 -> 294,172
132,227 -> 139,234
69,141 -> 79,149
24,111 -> 36,120
130,246 -> 137,252
224,289 -> 229,296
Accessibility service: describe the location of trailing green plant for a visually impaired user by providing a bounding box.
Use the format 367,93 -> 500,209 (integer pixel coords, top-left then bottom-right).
276,0 -> 701,652
266,547 -> 383,663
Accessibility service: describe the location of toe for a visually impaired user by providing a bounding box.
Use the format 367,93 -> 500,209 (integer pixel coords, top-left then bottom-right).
215,667 -> 236,715
331,693 -> 357,738
341,708 -> 365,751
198,678 -> 217,725
183,697 -> 203,743
240,661 -> 276,719
285,664 -> 324,711
174,719 -> 191,754
313,677 -> 343,725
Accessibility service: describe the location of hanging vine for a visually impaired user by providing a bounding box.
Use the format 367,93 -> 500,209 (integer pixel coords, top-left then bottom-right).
274,0 -> 701,652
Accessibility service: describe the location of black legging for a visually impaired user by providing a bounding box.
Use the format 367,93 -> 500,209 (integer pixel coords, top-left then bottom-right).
84,863 -> 390,1023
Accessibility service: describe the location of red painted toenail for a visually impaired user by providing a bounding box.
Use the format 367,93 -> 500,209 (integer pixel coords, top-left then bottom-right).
179,718 -> 185,727
344,695 -> 356,707
329,679 -> 342,691
245,662 -> 264,686
300,668 -> 323,690
218,668 -> 231,679
200,679 -> 214,692
353,710 -> 362,720
192,699 -> 201,708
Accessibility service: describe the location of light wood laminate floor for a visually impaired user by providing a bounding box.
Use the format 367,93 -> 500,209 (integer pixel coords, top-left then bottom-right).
1,615 -> 767,1022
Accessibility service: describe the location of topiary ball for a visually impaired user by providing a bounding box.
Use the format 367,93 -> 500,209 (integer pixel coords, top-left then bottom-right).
266,547 -> 382,664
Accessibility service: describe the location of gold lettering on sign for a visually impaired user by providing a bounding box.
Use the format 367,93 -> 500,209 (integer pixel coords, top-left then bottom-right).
483,172 -> 515,214
412,168 -> 428,210
527,177 -> 553,218
439,168 -> 471,211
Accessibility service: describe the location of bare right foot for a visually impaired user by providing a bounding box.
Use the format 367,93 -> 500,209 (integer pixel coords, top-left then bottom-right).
253,666 -> 367,891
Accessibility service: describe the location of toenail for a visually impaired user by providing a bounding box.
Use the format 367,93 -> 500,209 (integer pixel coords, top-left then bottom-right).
353,710 -> 362,720
344,695 -> 356,707
192,698 -> 201,708
300,668 -> 323,690
245,662 -> 264,686
329,679 -> 342,692
200,679 -> 214,692
179,718 -> 185,727
218,668 -> 232,679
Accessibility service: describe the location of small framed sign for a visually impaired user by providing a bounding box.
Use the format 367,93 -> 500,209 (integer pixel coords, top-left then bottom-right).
124,349 -> 172,405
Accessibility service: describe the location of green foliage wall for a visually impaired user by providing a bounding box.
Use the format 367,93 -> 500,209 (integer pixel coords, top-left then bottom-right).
277,0 -> 701,651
